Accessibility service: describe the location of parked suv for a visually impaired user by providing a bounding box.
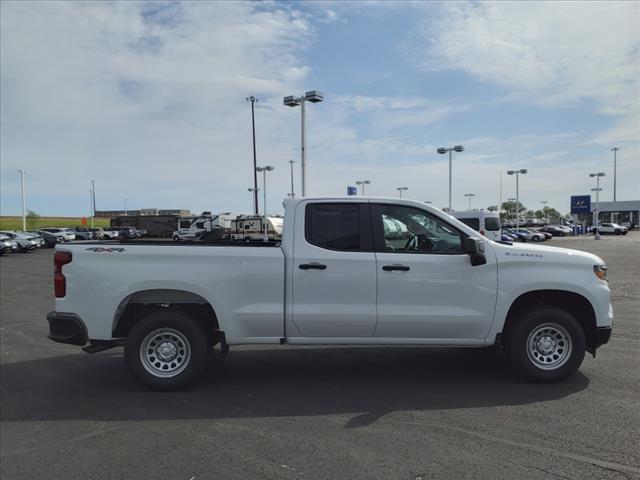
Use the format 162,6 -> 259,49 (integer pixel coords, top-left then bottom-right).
594,223 -> 628,235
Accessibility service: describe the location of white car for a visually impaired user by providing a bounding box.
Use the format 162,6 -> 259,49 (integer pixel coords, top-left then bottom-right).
48,197 -> 613,390
594,223 -> 628,235
40,228 -> 76,241
513,228 -> 546,242
0,231 -> 40,252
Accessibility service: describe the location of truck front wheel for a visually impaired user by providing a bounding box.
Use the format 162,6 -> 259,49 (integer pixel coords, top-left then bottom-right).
505,307 -> 585,382
124,310 -> 208,390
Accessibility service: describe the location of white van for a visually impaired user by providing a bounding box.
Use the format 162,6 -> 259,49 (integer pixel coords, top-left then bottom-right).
450,210 -> 501,241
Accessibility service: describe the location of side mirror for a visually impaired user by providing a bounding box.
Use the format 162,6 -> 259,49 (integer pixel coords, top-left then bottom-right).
464,237 -> 487,266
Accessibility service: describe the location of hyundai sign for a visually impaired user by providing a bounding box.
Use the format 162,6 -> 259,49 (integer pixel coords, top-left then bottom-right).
570,195 -> 591,214
347,186 -> 358,196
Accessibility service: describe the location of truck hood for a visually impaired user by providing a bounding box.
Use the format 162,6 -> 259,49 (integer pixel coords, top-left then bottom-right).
490,240 -> 605,266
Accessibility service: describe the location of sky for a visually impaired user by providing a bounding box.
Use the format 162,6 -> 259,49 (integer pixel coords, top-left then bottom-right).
1,0 -> 639,217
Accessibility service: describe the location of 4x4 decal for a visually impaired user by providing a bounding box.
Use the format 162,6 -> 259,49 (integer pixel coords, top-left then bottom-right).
85,247 -> 125,253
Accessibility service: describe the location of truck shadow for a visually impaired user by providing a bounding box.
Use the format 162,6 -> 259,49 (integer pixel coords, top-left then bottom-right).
0,347 -> 589,428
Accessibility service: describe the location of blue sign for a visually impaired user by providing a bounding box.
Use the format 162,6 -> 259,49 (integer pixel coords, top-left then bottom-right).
347,186 -> 358,196
570,195 -> 591,214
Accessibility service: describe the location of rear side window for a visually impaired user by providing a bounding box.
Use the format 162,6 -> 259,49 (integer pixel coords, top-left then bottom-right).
458,218 -> 480,230
485,217 -> 501,231
305,203 -> 370,251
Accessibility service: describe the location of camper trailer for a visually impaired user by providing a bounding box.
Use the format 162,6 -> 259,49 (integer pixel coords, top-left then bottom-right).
229,215 -> 283,241
173,212 -> 236,241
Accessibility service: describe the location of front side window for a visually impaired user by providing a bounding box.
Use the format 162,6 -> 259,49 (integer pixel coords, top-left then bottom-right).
375,204 -> 465,254
305,203 -> 367,251
179,220 -> 190,229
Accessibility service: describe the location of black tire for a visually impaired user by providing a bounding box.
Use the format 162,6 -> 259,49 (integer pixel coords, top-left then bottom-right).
125,309 -> 209,391
505,306 -> 585,382
615,230 -> 621,235
532,236 -> 541,242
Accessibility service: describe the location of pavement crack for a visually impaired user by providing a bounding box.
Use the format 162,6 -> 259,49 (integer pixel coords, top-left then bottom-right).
396,421 -> 640,476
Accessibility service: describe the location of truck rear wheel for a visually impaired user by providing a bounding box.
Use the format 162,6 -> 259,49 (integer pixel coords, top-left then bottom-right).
124,309 -> 208,390
505,306 -> 585,382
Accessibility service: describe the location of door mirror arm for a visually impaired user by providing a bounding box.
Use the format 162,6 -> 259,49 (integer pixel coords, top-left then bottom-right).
464,237 -> 487,266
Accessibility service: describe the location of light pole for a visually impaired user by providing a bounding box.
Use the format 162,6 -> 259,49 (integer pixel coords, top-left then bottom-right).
91,179 -> 96,218
437,145 -> 464,211
590,172 -> 605,240
89,189 -> 94,228
246,96 -> 259,214
17,169 -> 27,231
283,91 -> 323,197
611,147 -> 619,202
397,187 -> 408,198
256,166 -> 274,241
507,169 -> 528,230
124,198 -> 128,216
248,188 -> 259,214
288,160 -> 295,198
355,180 -> 371,195
464,193 -> 475,209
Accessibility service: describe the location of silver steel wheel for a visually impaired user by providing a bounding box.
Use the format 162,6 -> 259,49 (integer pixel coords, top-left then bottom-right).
140,328 -> 191,378
526,322 -> 572,370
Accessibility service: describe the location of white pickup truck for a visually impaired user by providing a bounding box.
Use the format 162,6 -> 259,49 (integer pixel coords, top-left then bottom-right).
48,197 -> 613,390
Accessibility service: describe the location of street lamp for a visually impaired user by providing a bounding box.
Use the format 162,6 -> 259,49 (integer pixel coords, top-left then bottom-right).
283,90 -> 324,197
124,197 -> 128,216
610,147 -> 619,202
589,172 -> 605,240
91,179 -> 96,218
256,166 -> 274,241
437,145 -> 464,211
507,169 -> 528,230
17,169 -> 27,231
397,187 -> 408,198
355,180 -> 371,195
246,96 -> 259,215
464,193 -> 475,209
288,160 -> 295,198
89,189 -> 94,228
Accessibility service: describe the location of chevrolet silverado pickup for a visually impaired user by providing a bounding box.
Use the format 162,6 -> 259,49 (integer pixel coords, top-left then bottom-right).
47,197 -> 613,390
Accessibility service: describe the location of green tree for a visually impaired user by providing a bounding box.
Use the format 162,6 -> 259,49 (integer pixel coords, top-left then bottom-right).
500,201 -> 526,220
26,210 -> 40,230
487,205 -> 498,212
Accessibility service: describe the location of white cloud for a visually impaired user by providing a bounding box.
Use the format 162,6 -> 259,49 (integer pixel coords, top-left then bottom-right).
413,1 -> 640,143
0,1 -> 314,215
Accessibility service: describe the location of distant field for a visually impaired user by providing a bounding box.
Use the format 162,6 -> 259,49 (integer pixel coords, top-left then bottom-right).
0,216 -> 110,231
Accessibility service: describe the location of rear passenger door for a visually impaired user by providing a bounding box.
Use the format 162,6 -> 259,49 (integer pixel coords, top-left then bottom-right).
289,201 -> 378,338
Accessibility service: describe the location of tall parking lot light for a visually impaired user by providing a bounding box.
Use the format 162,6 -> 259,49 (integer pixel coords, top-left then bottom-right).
17,169 -> 27,231
589,172 -> 605,240
246,96 -> 260,215
464,193 -> 475,209
355,180 -> 371,195
288,160 -> 295,198
256,166 -> 274,241
397,187 -> 408,198
507,169 -> 528,230
283,91 -> 323,197
610,147 -> 619,202
437,145 -> 464,211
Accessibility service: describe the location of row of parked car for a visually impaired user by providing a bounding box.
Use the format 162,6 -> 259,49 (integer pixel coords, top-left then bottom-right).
501,224 -> 581,242
0,226 -> 146,256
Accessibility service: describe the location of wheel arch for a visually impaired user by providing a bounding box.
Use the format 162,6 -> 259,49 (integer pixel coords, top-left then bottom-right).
501,289 -> 598,354
113,288 -> 222,344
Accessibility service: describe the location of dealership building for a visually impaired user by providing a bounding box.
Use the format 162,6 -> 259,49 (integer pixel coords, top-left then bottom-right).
571,196 -> 640,227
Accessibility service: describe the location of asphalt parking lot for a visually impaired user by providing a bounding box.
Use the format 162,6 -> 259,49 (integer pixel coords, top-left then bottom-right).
1,234 -> 639,480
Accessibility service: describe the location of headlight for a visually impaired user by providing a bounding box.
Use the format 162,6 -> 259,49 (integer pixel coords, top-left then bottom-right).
594,264 -> 608,281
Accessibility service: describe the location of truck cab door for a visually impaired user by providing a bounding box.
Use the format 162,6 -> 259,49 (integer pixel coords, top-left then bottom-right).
372,203 -> 498,341
287,201 -> 377,339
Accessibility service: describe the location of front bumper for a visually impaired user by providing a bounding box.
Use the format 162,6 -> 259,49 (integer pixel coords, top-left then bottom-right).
47,311 -> 88,346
